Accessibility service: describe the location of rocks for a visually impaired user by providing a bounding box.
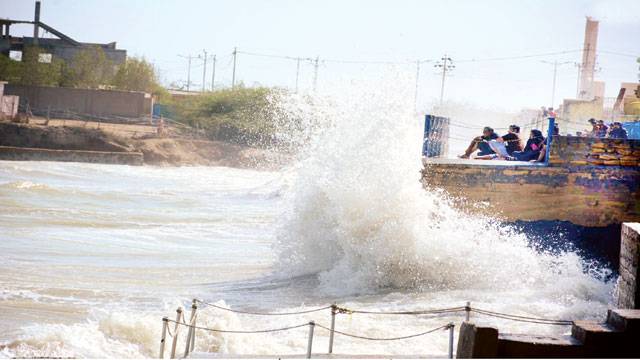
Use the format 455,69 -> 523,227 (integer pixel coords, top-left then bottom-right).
587,141 -> 640,167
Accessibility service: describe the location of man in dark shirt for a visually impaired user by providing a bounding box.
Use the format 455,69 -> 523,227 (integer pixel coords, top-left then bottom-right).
608,122 -> 628,139
458,127 -> 498,158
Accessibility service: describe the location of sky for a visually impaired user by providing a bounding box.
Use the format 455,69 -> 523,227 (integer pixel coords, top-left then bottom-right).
1,0 -> 639,111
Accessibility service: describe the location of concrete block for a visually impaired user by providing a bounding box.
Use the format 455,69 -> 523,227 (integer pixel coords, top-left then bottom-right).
571,320 -> 624,357
456,322 -> 498,358
497,334 -> 583,358
606,309 -> 640,333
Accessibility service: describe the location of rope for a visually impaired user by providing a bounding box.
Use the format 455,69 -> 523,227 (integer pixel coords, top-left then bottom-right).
189,300 -> 574,325
314,323 -> 451,341
341,306 -> 466,316
471,308 -> 573,326
194,299 -> 332,316
167,319 -> 310,334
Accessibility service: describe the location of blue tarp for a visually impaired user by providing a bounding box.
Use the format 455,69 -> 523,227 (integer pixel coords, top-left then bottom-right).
622,122 -> 640,139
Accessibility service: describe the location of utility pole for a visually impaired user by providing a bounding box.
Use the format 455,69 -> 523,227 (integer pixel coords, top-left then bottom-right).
414,60 -> 421,112
178,54 -> 193,91
313,56 -> 319,92
201,50 -> 208,92
434,55 -> 455,106
295,57 -> 301,93
541,60 -> 572,109
232,47 -> 237,89
211,54 -> 216,91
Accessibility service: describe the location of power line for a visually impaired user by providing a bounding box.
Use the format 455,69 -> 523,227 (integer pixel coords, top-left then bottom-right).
598,50 -> 640,58
458,49 -> 583,63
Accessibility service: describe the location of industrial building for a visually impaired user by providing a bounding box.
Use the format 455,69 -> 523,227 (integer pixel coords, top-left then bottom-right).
0,1 -> 126,65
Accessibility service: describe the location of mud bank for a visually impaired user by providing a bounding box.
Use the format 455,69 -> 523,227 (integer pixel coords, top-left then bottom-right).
0,145 -> 143,165
0,122 -> 284,168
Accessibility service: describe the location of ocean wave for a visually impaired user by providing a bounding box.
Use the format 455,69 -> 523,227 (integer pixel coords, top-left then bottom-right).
271,75 -> 613,302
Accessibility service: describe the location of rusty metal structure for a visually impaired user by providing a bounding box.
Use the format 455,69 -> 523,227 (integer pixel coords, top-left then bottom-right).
0,1 -> 126,65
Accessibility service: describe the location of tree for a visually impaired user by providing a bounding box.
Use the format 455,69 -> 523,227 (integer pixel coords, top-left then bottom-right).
62,46 -> 113,88
112,57 -> 159,93
0,46 -> 64,86
19,46 -> 64,86
0,54 -> 22,83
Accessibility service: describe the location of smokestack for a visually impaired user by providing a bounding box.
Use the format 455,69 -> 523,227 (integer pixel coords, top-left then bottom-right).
33,1 -> 40,45
578,17 -> 599,100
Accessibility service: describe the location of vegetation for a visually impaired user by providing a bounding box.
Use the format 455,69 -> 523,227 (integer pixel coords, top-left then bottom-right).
112,57 -> 167,99
169,86 -> 282,146
0,46 -> 65,86
0,46 -> 158,94
61,46 -> 113,88
0,46 -> 280,147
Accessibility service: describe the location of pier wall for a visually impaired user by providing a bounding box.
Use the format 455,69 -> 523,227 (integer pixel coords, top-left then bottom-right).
618,223 -> 640,309
548,136 -> 640,167
422,162 -> 640,227
0,145 -> 143,165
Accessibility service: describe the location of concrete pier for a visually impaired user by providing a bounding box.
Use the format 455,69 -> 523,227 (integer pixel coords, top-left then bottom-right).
0,145 -> 143,165
422,136 -> 640,227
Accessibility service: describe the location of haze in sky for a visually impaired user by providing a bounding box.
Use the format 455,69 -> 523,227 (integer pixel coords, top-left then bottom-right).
1,0 -> 639,111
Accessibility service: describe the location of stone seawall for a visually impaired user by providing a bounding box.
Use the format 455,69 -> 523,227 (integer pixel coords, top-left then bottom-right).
618,223 -> 640,309
0,146 -> 143,165
422,162 -> 640,227
548,136 -> 640,167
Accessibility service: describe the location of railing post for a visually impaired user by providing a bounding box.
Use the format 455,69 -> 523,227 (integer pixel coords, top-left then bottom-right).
159,317 -> 168,359
423,114 -> 433,157
306,321 -> 315,359
190,299 -> 197,352
545,117 -> 555,165
170,307 -> 182,359
465,302 -> 471,322
328,305 -> 337,354
448,322 -> 455,359
183,301 -> 198,358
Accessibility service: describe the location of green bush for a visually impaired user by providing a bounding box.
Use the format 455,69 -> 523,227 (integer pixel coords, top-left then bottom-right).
170,86 -> 282,147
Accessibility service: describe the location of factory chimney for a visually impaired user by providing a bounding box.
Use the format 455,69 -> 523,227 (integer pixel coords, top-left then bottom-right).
33,1 -> 41,45
578,17 -> 599,100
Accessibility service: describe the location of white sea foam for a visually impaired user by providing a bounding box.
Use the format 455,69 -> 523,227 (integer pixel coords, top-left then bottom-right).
273,74 -> 612,299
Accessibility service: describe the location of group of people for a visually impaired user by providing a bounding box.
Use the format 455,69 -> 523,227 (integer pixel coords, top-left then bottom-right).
458,117 -> 629,161
458,125 -> 547,162
587,118 -> 628,139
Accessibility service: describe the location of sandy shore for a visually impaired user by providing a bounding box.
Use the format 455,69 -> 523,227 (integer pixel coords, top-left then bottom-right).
0,118 -> 288,168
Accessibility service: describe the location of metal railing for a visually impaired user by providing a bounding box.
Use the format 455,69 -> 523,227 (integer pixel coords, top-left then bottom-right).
158,299 -> 574,359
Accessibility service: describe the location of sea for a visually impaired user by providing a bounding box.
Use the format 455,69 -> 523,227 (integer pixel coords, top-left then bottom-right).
0,79 -> 615,358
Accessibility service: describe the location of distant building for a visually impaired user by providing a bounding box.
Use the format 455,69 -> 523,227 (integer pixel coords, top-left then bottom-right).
577,17 -> 599,101
0,1 -> 126,65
